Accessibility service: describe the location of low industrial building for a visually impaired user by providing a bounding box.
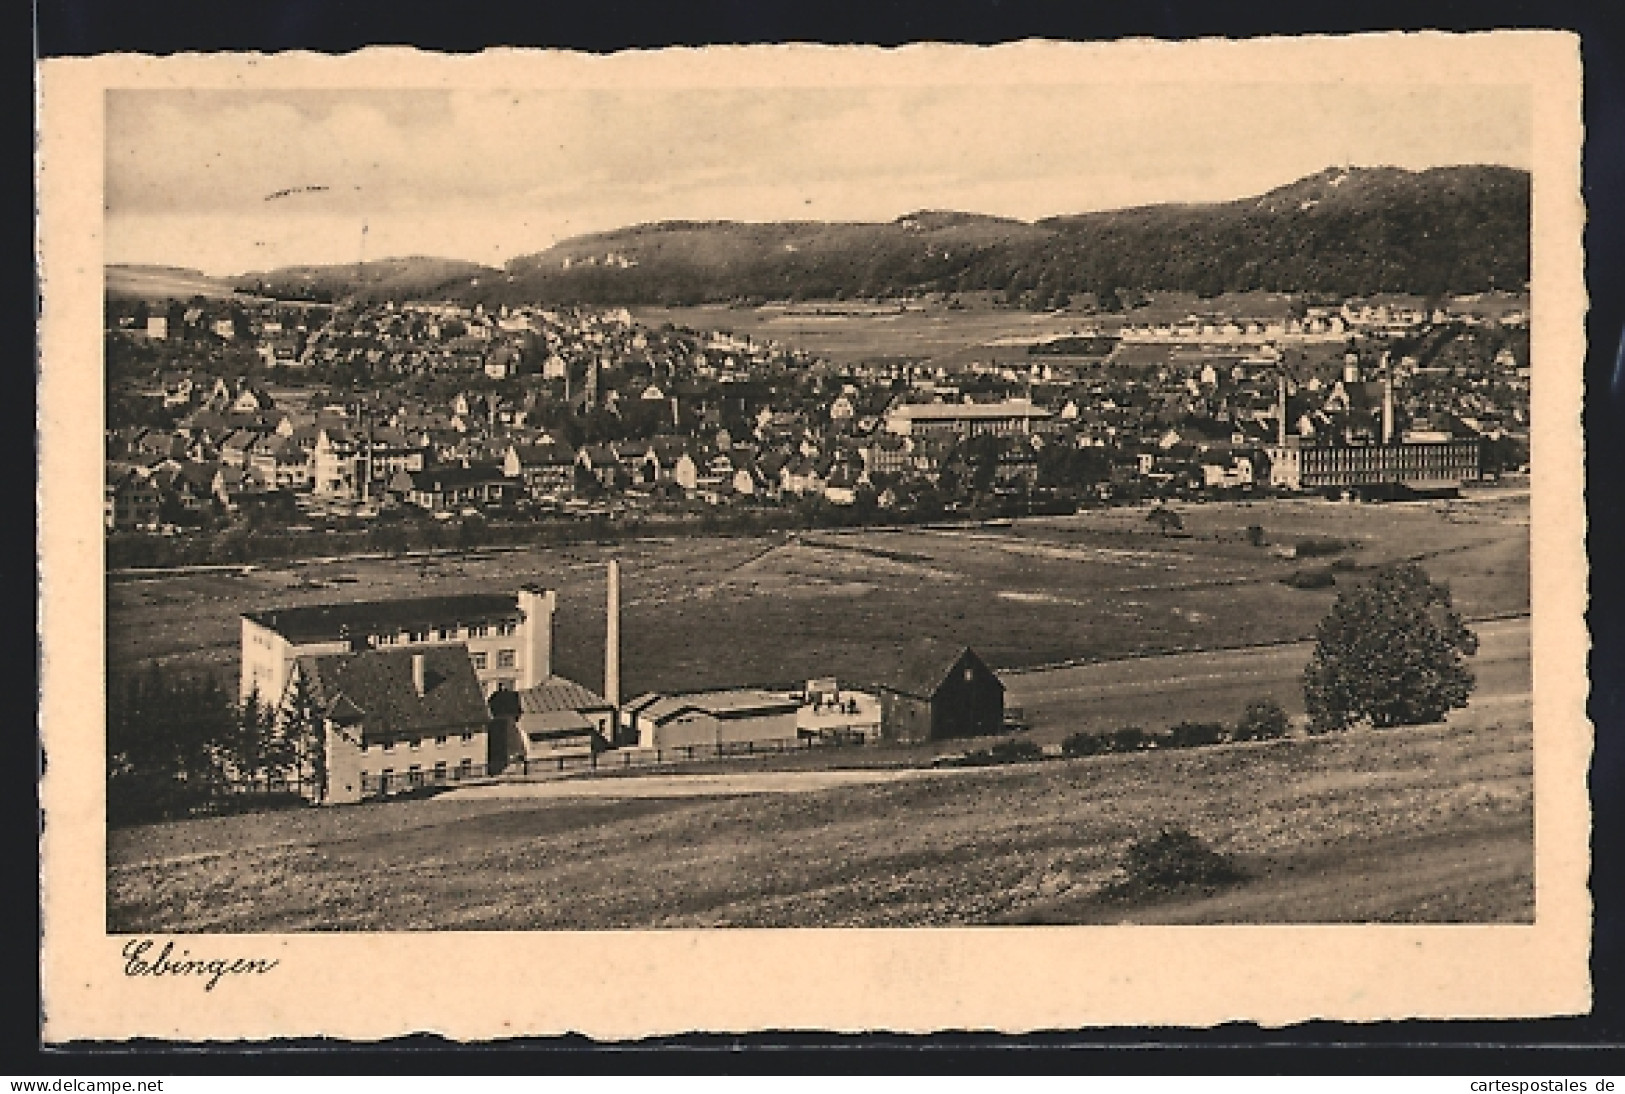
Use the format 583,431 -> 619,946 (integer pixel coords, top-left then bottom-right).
489,675 -> 616,771
883,398 -> 1055,440
625,689 -> 802,753
288,645 -> 493,805
872,643 -> 1005,744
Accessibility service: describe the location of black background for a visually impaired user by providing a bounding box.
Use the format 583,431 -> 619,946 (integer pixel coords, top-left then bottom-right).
24,0 -> 1625,1073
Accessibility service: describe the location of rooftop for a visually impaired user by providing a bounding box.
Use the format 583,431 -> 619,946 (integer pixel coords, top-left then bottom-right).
295,644 -> 490,741
867,640 -> 1000,699
490,675 -> 611,718
638,689 -> 801,726
888,401 -> 1053,421
245,593 -> 523,643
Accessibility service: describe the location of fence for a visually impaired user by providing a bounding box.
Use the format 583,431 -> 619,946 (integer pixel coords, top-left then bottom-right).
508,729 -> 880,777
223,772 -> 314,797
361,762 -> 487,797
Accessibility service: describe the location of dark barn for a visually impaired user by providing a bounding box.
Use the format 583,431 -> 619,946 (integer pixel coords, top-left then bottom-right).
873,643 -> 1005,744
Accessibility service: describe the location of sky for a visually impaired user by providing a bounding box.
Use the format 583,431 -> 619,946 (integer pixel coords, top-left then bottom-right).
104,84 -> 1534,277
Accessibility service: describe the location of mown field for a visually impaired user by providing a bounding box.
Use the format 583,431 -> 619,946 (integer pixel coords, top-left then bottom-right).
631,291 -> 1388,366
107,716 -> 1533,931
633,302 -> 1098,364
107,492 -> 1530,704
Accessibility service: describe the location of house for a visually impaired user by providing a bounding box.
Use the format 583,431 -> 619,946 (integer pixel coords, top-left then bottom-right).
488,675 -> 617,771
859,435 -> 912,479
626,689 -> 802,753
780,457 -> 826,496
161,460 -> 227,515
405,464 -> 520,511
672,453 -> 699,492
871,643 -> 1004,744
286,645 -> 493,805
575,445 -> 627,489
483,344 -> 522,380
105,467 -> 161,531
240,586 -> 557,704
230,386 -> 276,415
822,463 -> 862,506
217,429 -> 264,469
503,441 -> 576,496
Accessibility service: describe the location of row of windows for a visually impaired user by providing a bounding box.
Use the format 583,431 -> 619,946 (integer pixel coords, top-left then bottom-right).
360,731 -> 477,753
469,649 -> 517,670
371,621 -> 517,646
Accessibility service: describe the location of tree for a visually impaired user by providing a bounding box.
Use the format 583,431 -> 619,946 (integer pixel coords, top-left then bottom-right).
456,513 -> 489,551
281,667 -> 327,802
369,520 -> 409,557
221,689 -> 281,791
1302,563 -> 1478,733
1147,504 -> 1183,537
107,665 -> 236,824
1234,697 -> 1290,741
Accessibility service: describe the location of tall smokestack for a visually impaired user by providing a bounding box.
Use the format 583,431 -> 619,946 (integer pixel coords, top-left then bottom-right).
411,652 -> 426,697
605,560 -> 621,708
1382,373 -> 1395,445
1277,374 -> 1288,447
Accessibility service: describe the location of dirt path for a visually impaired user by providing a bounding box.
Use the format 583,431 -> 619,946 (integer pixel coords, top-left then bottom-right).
438,765 -> 975,801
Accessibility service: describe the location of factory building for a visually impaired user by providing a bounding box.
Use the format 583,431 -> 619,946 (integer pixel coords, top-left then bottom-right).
240,586 -> 556,704
489,676 -> 616,770
625,690 -> 802,753
1262,437 -> 1482,492
1261,369 -> 1481,494
883,398 -> 1055,439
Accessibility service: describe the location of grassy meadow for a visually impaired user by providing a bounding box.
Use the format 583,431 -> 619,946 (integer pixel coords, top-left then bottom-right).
108,717 -> 1533,931
107,492 -> 1530,704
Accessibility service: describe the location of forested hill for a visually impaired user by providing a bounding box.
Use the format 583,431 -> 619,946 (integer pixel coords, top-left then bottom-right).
221,165 -> 1529,307
231,257 -> 502,303
471,165 -> 1527,307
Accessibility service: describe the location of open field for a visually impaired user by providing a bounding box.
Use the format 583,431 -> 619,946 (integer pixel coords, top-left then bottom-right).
1004,615 -> 1529,744
634,303 -> 1100,364
633,292 -> 1490,366
107,492 -> 1530,706
108,718 -> 1533,930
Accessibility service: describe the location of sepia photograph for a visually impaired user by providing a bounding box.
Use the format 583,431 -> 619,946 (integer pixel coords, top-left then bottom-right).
38,34 -> 1590,1037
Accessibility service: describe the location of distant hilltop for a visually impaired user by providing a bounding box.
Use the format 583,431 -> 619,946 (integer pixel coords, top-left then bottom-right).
112,165 -> 1530,307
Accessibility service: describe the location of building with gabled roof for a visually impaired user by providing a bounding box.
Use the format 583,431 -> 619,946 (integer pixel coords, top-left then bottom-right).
488,675 -> 616,769
871,642 -> 1004,744
289,644 -> 493,804
626,689 -> 802,753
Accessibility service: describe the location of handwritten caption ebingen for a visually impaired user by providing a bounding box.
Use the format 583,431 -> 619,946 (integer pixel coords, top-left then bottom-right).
121,939 -> 279,991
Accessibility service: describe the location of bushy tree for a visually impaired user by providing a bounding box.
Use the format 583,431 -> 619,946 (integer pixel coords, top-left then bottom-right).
1147,505 -> 1183,537
1302,563 -> 1477,732
107,666 -> 236,824
1233,697 -> 1290,741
